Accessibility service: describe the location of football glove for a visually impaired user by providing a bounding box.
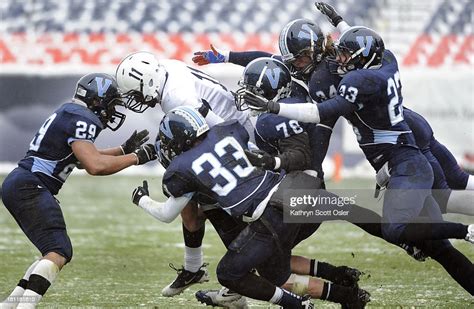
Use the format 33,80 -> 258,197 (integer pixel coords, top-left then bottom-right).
244,149 -> 276,170
241,91 -> 280,114
132,180 -> 149,206
120,129 -> 150,154
314,2 -> 343,27
134,144 -> 158,165
192,44 -> 229,66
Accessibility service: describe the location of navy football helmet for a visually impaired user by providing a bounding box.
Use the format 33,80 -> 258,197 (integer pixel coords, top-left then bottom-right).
235,57 -> 292,111
157,106 -> 209,162
74,73 -> 126,131
278,19 -> 326,79
330,26 -> 385,75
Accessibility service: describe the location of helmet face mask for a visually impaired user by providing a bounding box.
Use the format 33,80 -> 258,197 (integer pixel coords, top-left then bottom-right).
74,73 -> 126,131
157,106 -> 209,162
279,19 -> 326,80
235,57 -> 293,111
116,51 -> 168,113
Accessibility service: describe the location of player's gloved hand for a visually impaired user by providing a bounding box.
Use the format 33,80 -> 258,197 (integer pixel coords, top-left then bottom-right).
192,44 -> 229,66
245,149 -> 276,170
121,129 -> 150,154
314,2 -> 343,27
133,143 -> 157,165
132,180 -> 149,206
242,91 -> 280,114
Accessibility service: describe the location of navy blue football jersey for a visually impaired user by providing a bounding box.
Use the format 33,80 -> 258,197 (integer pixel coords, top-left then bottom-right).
163,121 -> 285,218
308,60 -> 342,104
255,96 -> 312,155
334,50 -> 417,169
18,102 -> 103,194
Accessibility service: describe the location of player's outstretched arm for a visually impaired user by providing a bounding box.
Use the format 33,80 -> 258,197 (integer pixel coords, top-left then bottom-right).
98,129 -> 150,156
131,180 -> 193,223
72,141 -> 157,175
192,44 -> 229,65
192,44 -> 275,67
243,91 -> 356,124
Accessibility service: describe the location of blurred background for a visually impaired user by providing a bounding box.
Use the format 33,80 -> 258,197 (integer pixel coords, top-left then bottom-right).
0,0 -> 472,180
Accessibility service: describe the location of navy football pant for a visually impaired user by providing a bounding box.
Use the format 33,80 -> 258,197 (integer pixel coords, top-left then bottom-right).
430,138 -> 470,190
1,167 -> 73,262
382,148 -> 466,244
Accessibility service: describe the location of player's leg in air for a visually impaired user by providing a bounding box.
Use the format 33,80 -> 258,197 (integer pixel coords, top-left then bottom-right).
402,108 -> 474,216
161,202 -> 209,297
430,138 -> 474,190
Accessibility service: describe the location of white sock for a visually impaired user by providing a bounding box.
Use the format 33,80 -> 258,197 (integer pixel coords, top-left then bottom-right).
269,287 -> 284,304
2,260 -> 40,306
16,259 -> 59,308
466,175 -> 474,190
447,190 -> 474,216
184,246 -> 203,273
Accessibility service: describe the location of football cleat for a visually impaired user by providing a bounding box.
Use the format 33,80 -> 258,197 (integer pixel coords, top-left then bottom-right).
161,263 -> 209,297
342,288 -> 371,309
331,266 -> 362,287
400,243 -> 428,262
465,224 -> 474,244
195,287 -> 248,308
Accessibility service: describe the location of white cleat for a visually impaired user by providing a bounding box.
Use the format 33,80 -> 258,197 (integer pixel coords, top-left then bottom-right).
465,224 -> 474,244
195,287 -> 248,309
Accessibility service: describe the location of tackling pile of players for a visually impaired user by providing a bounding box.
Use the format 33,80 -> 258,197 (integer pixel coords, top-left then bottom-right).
1,2 -> 473,308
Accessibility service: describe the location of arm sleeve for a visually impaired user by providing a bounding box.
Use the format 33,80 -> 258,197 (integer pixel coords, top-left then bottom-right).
278,97 -> 355,124
138,194 -> 193,223
276,132 -> 312,172
336,21 -> 351,32
228,51 -> 275,67
278,102 -> 321,123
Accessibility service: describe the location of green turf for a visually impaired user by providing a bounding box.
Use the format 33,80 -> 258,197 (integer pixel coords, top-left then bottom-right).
0,174 -> 473,308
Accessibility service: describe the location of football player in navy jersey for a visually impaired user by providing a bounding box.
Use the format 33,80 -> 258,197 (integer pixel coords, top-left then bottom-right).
242,26 -> 474,294
131,106 -> 379,308
115,52 -> 256,297
192,4 -> 474,201
1,73 -> 157,308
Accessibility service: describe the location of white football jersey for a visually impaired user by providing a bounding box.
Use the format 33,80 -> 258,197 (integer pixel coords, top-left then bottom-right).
159,59 -> 249,127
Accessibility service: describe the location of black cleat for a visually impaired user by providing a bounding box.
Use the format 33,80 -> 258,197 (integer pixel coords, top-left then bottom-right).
332,266 -> 362,287
342,288 -> 371,309
161,263 -> 209,297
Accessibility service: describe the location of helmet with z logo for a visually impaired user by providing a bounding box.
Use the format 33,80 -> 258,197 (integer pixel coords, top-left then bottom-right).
235,57 -> 292,111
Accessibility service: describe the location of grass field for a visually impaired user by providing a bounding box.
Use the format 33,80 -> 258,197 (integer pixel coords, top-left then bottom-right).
1,174 -> 473,308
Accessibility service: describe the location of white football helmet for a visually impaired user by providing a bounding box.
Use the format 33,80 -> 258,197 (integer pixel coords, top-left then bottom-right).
115,51 -> 168,113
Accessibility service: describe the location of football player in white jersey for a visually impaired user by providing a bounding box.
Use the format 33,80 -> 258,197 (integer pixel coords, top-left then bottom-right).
115,51 -> 255,298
